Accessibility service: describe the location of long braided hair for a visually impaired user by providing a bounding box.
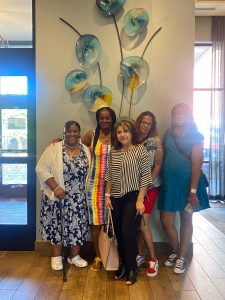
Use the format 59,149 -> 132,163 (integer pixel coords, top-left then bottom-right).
92,107 -> 117,154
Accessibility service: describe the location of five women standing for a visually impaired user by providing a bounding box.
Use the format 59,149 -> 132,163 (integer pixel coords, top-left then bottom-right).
36,103 -> 209,281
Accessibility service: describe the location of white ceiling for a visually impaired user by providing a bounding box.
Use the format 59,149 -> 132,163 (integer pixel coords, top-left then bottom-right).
0,0 -> 225,42
0,0 -> 32,42
195,0 -> 225,16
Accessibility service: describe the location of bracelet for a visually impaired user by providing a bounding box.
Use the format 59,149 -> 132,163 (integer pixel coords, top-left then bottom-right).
190,188 -> 196,194
105,193 -> 111,197
53,186 -> 60,194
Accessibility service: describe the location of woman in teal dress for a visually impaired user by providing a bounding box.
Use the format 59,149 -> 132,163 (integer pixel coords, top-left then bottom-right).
158,103 -> 209,274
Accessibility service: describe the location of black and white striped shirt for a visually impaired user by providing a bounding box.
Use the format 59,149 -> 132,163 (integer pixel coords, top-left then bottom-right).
105,144 -> 152,198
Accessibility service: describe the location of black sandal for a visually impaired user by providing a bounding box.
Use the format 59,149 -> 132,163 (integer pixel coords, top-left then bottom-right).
125,270 -> 137,285
114,264 -> 126,280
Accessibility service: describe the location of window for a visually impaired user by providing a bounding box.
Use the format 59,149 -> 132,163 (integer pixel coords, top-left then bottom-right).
193,44 -> 212,162
2,164 -> 27,185
0,76 -> 28,95
0,2 -> 36,249
1,109 -> 27,157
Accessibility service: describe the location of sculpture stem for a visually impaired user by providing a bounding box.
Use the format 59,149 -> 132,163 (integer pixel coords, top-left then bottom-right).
118,78 -> 125,117
112,15 -> 123,60
97,62 -> 103,86
141,26 -> 162,59
59,18 -> 102,86
112,14 -> 125,116
59,18 -> 82,37
128,88 -> 134,118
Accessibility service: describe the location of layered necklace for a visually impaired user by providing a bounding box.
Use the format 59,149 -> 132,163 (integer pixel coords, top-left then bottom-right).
64,143 -> 79,149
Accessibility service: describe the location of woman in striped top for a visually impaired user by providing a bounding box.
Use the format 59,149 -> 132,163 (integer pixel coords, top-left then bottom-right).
105,120 -> 152,285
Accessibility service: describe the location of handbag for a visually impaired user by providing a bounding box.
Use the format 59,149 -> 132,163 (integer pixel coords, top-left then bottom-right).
201,170 -> 209,187
98,209 -> 119,271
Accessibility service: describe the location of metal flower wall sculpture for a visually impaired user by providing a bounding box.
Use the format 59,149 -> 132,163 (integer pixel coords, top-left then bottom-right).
60,18 -> 112,112
65,69 -> 88,93
60,0 -> 162,117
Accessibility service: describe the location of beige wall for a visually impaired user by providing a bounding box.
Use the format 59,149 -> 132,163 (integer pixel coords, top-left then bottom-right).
35,0 -> 195,241
195,16 -> 212,42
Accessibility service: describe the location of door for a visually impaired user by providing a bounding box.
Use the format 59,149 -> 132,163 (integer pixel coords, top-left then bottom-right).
0,48 -> 36,250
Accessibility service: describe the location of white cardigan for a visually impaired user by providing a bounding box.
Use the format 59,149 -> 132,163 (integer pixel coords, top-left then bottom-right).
36,141 -> 91,201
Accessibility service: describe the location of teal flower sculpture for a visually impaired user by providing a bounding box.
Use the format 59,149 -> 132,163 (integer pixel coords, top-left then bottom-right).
124,8 -> 149,36
65,69 -> 88,93
96,0 -> 126,17
120,56 -> 149,89
82,85 -> 112,112
76,34 -> 102,66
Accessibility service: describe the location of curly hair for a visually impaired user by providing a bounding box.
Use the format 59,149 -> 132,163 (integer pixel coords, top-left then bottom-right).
92,107 -> 117,153
135,111 -> 158,139
114,120 -> 138,150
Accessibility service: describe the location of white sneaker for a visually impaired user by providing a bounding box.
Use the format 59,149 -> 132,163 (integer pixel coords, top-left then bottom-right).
51,256 -> 63,271
164,252 -> 178,267
136,255 -> 145,267
173,257 -> 186,274
67,255 -> 88,268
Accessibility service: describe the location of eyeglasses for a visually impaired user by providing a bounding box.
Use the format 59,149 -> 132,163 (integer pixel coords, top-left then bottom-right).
141,121 -> 152,127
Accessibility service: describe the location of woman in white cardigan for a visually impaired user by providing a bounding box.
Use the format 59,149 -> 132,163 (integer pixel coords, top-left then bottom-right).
36,121 -> 91,271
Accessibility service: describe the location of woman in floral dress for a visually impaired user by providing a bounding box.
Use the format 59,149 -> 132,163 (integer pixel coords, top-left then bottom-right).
36,121 -> 91,270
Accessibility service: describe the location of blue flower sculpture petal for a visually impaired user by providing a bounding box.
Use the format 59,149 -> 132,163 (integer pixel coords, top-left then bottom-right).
120,56 -> 149,89
124,8 -> 149,36
76,34 -> 102,66
65,69 -> 88,93
96,0 -> 126,17
82,85 -> 112,112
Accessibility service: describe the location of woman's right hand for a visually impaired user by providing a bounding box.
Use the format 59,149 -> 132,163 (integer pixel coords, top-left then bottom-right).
187,193 -> 200,209
105,196 -> 113,210
54,187 -> 65,200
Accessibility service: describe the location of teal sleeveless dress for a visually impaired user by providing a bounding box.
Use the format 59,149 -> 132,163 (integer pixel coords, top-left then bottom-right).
158,129 -> 210,212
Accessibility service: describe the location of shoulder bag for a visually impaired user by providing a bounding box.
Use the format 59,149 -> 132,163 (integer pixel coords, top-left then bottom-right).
98,209 -> 119,271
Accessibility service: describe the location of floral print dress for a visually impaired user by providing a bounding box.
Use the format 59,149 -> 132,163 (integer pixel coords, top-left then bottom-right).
40,144 -> 89,247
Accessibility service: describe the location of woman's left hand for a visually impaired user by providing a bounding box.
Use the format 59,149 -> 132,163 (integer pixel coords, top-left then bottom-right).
136,198 -> 145,215
105,196 -> 113,210
188,193 -> 200,209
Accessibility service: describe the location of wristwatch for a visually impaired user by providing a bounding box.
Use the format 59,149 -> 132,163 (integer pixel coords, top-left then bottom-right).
190,188 -> 196,194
